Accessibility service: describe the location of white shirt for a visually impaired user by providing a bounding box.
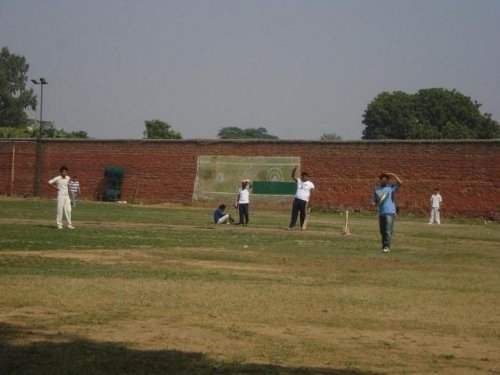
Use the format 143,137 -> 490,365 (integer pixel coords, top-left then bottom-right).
69,180 -> 80,194
49,175 -> 70,197
431,193 -> 442,208
295,178 -> 315,202
238,188 -> 250,204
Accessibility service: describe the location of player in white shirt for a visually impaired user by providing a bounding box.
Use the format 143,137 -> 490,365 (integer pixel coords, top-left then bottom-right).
429,188 -> 443,225
48,166 -> 74,230
235,179 -> 251,226
68,176 -> 81,207
288,166 -> 315,230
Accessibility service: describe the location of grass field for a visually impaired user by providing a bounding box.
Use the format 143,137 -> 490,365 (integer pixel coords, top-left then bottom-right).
0,198 -> 499,374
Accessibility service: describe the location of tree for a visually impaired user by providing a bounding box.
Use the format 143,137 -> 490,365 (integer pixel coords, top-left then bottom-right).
0,47 -> 37,127
0,47 -> 89,138
67,130 -> 89,139
320,132 -> 342,141
143,119 -> 182,139
362,88 -> 500,139
217,126 -> 278,139
0,121 -> 89,139
42,122 -> 89,138
0,126 -> 32,138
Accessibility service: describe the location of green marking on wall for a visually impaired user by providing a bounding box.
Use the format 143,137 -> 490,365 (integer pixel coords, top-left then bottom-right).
252,181 -> 296,195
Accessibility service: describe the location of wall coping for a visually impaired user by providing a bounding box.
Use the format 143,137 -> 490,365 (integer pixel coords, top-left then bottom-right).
1,138 -> 500,145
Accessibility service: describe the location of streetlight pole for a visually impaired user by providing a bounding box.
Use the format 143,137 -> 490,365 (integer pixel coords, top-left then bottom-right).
31,78 -> 48,196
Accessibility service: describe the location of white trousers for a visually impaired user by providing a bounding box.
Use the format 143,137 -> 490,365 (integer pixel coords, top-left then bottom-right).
57,195 -> 72,227
217,214 -> 230,224
429,207 -> 440,224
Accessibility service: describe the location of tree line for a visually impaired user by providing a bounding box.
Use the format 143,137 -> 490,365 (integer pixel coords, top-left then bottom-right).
1,46 -> 498,140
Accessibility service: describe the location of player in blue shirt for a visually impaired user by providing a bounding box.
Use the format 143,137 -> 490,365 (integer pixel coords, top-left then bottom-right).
373,172 -> 403,253
213,204 -> 234,225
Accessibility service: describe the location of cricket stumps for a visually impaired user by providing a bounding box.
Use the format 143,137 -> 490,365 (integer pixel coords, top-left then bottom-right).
342,210 -> 352,236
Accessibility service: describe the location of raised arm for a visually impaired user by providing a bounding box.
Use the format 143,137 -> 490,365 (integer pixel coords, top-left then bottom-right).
291,166 -> 298,182
385,172 -> 402,185
48,177 -> 58,190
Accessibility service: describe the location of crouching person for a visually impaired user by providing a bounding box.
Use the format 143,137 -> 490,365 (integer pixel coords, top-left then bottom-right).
213,204 -> 234,225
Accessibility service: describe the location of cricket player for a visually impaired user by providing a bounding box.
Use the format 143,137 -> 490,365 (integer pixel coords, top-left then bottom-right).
48,166 -> 74,229
213,204 -> 234,224
373,172 -> 402,253
429,188 -> 443,224
68,176 -> 81,207
235,179 -> 251,226
288,166 -> 315,230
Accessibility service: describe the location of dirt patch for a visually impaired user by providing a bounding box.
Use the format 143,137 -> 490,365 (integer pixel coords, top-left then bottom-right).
6,316 -> 497,374
0,249 -> 279,273
0,217 -> 345,238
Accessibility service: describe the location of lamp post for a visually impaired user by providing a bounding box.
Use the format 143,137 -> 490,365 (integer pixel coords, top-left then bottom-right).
31,78 -> 48,196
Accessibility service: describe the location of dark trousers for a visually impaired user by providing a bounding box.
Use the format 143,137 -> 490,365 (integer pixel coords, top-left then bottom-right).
379,214 -> 395,249
238,203 -> 249,225
289,198 -> 307,228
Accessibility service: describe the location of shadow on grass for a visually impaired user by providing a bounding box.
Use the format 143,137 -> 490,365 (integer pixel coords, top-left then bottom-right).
0,323 -> 380,375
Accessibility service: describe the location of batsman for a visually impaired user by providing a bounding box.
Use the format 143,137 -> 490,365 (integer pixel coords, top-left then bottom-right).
374,172 -> 402,253
288,166 -> 315,230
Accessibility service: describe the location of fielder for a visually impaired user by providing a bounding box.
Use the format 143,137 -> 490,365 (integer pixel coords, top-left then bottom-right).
288,166 -> 315,230
68,176 -> 81,207
235,179 -> 251,226
48,166 -> 74,230
429,188 -> 443,224
373,172 -> 402,253
213,204 -> 234,225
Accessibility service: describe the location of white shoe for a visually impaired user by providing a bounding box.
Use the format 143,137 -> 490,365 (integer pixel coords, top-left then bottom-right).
67,225 -> 75,230
57,225 -> 63,230
382,247 -> 390,253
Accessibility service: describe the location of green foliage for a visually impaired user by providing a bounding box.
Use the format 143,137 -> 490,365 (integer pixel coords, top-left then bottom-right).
42,122 -> 89,138
320,133 -> 342,141
0,122 -> 89,139
0,47 -> 37,127
66,130 -> 89,139
143,119 -> 182,139
362,88 -> 500,139
0,126 -> 33,138
217,126 -> 278,139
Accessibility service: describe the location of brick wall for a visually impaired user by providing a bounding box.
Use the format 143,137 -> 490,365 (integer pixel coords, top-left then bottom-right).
1,139 -> 499,216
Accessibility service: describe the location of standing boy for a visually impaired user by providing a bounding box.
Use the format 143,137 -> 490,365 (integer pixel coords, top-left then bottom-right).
373,172 -> 402,253
69,176 -> 81,207
235,179 -> 251,226
429,188 -> 443,224
288,166 -> 315,230
48,166 -> 74,229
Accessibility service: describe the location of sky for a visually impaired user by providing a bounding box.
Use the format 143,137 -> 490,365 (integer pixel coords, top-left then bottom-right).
1,0 -> 499,140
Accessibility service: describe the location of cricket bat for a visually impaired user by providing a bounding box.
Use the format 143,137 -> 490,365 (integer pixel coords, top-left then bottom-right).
302,205 -> 311,230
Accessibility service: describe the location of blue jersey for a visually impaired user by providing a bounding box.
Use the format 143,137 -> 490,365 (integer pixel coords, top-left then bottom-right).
374,184 -> 399,215
213,208 -> 225,223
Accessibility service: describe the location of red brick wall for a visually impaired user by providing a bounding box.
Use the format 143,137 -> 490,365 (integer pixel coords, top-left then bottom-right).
1,139 -> 499,216
0,141 -> 37,197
